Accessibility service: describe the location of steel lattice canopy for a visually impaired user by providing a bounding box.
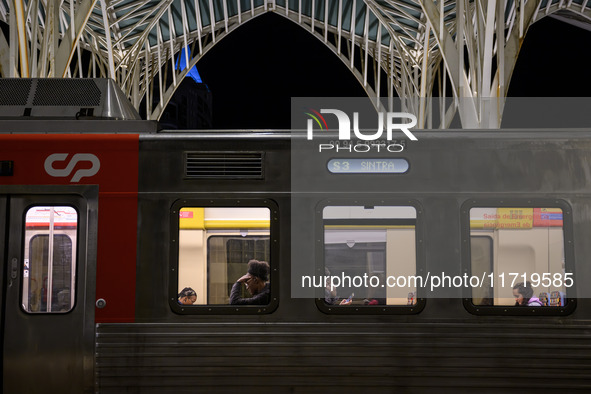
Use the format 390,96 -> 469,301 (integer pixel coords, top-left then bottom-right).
1,0 -> 590,126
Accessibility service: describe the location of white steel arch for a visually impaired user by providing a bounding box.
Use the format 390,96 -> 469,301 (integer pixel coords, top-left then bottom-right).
1,0 -> 590,127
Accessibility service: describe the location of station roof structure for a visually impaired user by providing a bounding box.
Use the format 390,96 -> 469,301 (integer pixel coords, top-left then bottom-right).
1,0 -> 590,127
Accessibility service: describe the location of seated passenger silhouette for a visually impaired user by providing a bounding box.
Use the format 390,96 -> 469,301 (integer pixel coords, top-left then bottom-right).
178,287 -> 197,305
513,281 -> 542,306
230,260 -> 270,305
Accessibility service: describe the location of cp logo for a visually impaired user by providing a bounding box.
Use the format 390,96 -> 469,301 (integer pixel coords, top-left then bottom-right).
44,153 -> 101,182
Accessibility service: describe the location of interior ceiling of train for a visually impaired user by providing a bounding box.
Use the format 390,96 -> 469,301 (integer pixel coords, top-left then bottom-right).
0,0 -> 590,127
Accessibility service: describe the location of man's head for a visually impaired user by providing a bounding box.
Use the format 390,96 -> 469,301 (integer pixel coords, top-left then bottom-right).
244,260 -> 270,295
178,287 -> 197,305
247,259 -> 269,281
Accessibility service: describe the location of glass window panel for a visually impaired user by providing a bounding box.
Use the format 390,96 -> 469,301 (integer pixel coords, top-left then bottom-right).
323,205 -> 417,306
22,206 -> 77,313
469,207 -> 566,307
177,207 -> 271,306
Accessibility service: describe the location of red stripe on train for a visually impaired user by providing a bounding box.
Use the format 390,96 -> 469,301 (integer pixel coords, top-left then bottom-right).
0,134 -> 139,323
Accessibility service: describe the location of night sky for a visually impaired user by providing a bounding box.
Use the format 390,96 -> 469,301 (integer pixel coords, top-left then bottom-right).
508,16 -> 591,97
197,13 -> 366,129
193,13 -> 591,129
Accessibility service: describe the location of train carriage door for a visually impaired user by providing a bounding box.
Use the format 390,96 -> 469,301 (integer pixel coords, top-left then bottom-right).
2,192 -> 97,394
0,195 -> 6,363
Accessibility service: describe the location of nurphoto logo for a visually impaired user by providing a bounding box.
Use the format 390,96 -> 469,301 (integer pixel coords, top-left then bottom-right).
305,108 -> 418,141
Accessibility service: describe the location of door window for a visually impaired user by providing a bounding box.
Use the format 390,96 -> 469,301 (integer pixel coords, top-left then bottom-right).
22,206 -> 78,313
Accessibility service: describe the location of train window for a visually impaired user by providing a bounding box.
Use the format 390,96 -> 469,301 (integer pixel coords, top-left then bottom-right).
172,202 -> 277,313
466,205 -> 575,314
318,204 -> 424,313
22,206 -> 78,313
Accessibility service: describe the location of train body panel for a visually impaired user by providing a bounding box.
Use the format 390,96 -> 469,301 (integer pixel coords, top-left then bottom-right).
1,123 -> 591,392
0,132 -> 141,323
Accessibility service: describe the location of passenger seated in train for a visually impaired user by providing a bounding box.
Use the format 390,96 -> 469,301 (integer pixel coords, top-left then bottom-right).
325,268 -> 336,304
363,273 -> 386,305
364,298 -> 386,305
324,267 -> 341,305
178,287 -> 197,305
323,268 -> 359,306
230,260 -> 270,305
513,282 -> 543,307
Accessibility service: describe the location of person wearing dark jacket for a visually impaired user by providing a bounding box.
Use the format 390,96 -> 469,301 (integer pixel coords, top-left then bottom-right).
230,260 -> 270,305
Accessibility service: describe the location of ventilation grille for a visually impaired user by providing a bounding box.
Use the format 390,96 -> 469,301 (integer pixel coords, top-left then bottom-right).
185,152 -> 264,179
33,79 -> 101,106
0,79 -> 32,105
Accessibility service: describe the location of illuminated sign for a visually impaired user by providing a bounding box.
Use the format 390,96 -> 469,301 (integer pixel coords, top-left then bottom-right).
470,207 -> 563,229
327,158 -> 409,174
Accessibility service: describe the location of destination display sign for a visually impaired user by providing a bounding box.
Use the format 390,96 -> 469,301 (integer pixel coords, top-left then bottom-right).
327,158 -> 409,174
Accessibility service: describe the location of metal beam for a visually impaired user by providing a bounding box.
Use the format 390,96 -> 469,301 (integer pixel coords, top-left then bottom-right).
55,0 -> 98,77
5,0 -> 591,128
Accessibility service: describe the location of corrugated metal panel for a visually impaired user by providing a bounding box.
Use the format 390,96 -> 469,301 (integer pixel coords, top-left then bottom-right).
0,78 -> 140,119
95,322 -> 591,392
33,79 -> 101,106
185,152 -> 264,179
0,79 -> 32,105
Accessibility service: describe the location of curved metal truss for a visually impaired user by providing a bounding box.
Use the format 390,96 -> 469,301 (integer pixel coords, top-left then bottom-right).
1,0 -> 590,127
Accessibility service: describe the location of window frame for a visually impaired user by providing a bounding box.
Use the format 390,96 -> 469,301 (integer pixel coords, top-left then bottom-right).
461,198 -> 576,316
469,235 -> 494,307
26,233 -> 74,312
21,203 -> 80,315
314,199 -> 426,315
206,234 -> 270,305
169,198 -> 279,314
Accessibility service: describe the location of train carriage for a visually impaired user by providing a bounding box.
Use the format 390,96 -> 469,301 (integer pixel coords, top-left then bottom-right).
1,81 -> 591,393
